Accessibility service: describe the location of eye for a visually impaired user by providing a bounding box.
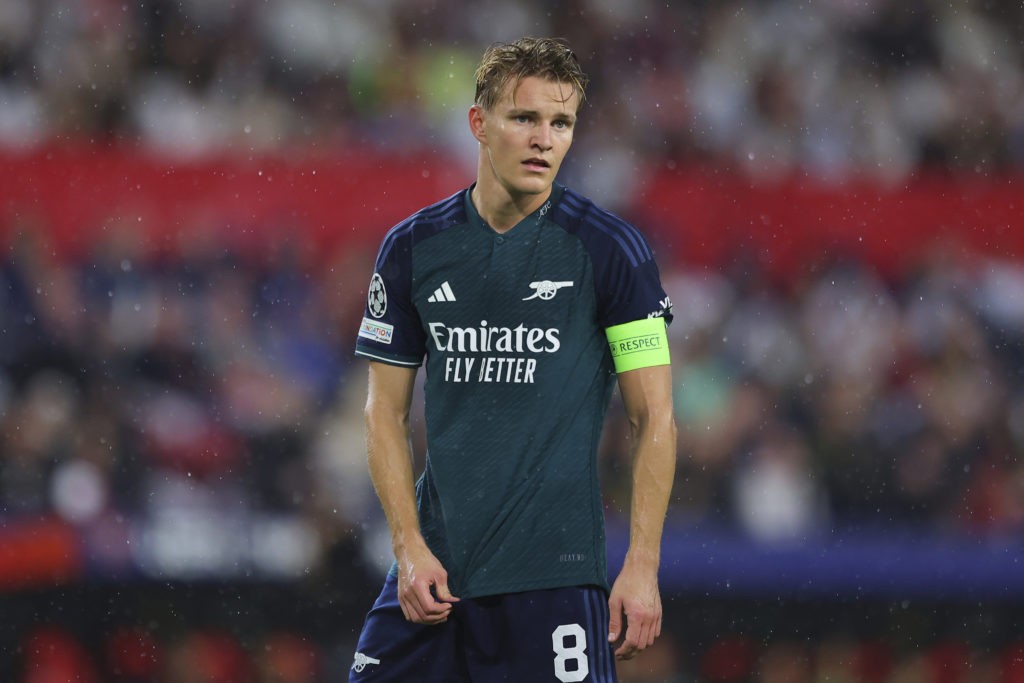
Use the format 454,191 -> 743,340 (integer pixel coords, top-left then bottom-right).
514,114 -> 531,124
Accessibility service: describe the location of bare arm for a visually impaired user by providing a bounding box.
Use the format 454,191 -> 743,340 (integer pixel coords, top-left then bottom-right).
365,360 -> 458,624
607,363 -> 677,659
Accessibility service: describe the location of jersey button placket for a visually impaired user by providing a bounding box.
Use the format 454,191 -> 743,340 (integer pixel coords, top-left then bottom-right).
489,233 -> 517,287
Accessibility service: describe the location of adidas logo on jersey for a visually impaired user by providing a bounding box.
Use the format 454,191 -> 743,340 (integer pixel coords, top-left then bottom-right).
428,281 -> 457,302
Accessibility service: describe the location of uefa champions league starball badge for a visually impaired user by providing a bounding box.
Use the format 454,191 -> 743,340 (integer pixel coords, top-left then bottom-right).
368,273 -> 387,318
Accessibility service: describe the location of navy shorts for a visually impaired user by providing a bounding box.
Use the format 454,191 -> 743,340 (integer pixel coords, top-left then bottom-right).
349,573 -> 618,682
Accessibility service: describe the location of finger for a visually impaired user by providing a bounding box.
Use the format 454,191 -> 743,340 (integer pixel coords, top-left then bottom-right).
622,611 -> 651,654
401,583 -> 435,623
424,600 -> 453,625
410,581 -> 439,612
648,619 -> 659,647
640,608 -> 661,649
415,581 -> 456,620
434,581 -> 460,603
626,622 -> 644,653
402,595 -> 449,625
651,598 -> 663,641
636,608 -> 655,647
607,595 -> 623,643
614,615 -> 636,658
615,639 -> 638,660
638,617 -> 655,650
401,592 -> 427,623
401,595 -> 429,624
419,610 -> 450,625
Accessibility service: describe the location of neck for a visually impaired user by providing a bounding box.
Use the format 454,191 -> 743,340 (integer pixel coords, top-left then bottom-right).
472,171 -> 551,233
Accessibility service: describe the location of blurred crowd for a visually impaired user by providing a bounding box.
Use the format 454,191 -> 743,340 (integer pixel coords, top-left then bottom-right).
2,197 -> 1024,681
12,612 -> 1024,683
1,0 -> 1023,191
3,202 -> 1023,557
641,245 -> 1024,542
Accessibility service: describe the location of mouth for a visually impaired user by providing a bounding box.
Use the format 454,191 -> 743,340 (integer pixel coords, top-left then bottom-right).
522,158 -> 551,171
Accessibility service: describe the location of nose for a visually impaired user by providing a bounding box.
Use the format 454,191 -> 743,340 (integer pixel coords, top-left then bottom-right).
532,123 -> 553,150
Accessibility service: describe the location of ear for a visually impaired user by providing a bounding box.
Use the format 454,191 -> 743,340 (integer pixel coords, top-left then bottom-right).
468,104 -> 486,144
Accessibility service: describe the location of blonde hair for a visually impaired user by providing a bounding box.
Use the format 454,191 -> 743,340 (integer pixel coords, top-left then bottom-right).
474,37 -> 588,111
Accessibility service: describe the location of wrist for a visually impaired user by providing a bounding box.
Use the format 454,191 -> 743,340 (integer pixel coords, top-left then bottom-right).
622,546 -> 660,573
392,530 -> 427,557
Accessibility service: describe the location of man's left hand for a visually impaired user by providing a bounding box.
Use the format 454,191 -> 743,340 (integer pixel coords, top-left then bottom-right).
607,560 -> 662,660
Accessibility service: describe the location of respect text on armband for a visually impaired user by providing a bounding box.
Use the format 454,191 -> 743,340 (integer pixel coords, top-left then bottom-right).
611,334 -> 663,354
428,320 -> 559,384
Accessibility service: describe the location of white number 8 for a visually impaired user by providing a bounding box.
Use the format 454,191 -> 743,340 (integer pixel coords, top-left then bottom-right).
552,623 -> 589,682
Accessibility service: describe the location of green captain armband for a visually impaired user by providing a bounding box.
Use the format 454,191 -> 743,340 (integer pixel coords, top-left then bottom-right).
605,317 -> 670,373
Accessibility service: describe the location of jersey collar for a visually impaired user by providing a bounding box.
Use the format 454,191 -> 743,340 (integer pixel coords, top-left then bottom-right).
464,183 -> 565,238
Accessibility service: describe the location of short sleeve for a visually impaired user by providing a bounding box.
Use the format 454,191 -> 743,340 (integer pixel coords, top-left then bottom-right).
551,187 -> 673,330
595,246 -> 673,329
354,228 -> 426,366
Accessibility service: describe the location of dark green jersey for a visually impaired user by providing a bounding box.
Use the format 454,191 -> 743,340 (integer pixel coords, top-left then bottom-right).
356,184 -> 672,598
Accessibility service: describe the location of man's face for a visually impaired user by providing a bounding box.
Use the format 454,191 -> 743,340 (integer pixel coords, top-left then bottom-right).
472,75 -> 579,200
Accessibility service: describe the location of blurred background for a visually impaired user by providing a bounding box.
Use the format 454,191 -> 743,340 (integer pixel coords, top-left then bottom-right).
1,0 -> 1023,681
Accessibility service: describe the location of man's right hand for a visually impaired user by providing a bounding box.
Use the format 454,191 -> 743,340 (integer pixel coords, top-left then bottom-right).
395,541 -> 460,625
